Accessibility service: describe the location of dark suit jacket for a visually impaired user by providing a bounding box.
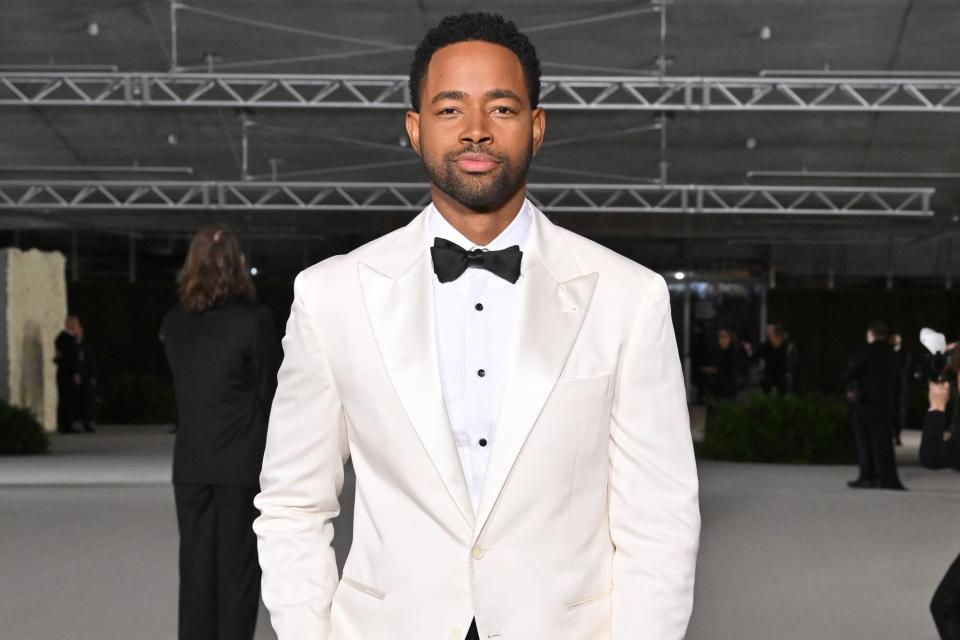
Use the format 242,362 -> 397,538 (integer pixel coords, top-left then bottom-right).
920,410 -> 960,470
162,298 -> 281,488
54,330 -> 79,384
843,341 -> 901,416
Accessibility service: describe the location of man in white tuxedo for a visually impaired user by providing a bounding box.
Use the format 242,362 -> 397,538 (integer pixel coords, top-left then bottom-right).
254,12 -> 700,640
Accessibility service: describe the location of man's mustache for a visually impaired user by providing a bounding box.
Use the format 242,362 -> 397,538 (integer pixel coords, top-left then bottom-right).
445,146 -> 506,163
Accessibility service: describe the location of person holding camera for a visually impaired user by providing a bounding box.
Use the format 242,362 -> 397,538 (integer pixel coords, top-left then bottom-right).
922,375 -> 960,639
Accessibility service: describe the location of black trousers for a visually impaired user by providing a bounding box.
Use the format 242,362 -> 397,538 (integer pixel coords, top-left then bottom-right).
933,552 -> 960,639
852,408 -> 901,487
56,379 -> 75,432
174,483 -> 261,640
76,382 -> 92,429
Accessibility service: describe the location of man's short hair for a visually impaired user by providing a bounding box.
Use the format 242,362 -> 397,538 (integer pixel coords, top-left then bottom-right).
868,319 -> 889,339
408,12 -> 541,113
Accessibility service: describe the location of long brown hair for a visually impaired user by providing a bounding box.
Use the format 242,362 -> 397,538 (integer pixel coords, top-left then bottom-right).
178,225 -> 255,314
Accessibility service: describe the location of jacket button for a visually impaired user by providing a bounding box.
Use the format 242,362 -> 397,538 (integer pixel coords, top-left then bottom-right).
450,627 -> 462,640
471,545 -> 485,560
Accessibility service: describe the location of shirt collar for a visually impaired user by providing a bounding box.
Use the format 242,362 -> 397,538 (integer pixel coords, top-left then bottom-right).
427,199 -> 533,254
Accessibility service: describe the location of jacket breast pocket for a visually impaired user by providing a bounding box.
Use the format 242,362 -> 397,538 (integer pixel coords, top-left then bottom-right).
551,373 -> 611,405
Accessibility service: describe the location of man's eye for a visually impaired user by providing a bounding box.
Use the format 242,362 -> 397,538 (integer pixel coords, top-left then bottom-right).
492,106 -> 515,114
437,107 -> 459,115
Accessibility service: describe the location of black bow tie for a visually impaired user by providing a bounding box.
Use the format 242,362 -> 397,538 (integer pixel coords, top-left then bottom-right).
430,237 -> 523,284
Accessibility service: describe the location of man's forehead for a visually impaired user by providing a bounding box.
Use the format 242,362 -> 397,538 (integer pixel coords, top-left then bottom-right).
426,41 -> 524,80
424,41 -> 527,105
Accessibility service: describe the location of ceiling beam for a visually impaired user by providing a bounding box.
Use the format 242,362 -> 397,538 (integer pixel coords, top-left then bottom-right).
0,180 -> 935,217
3,72 -> 960,111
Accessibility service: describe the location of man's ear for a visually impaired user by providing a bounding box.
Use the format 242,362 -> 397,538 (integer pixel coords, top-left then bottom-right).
531,107 -> 546,156
405,110 -> 422,157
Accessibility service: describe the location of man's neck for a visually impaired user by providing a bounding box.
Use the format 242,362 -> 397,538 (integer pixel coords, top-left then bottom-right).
431,186 -> 526,247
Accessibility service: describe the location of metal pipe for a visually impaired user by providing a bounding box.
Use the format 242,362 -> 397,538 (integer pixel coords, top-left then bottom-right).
0,64 -> 119,72
761,68 -> 960,78
682,269 -> 692,401
886,238 -> 895,290
748,170 -> 960,181
128,235 -> 136,284
241,116 -> 252,181
70,230 -> 79,283
170,1 -> 180,72
0,165 -> 194,175
759,284 -> 768,346
657,0 -> 668,77
658,115 -> 669,185
945,237 -> 953,290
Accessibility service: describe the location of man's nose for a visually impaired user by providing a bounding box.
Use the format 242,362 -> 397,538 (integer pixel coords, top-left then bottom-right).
459,109 -> 493,146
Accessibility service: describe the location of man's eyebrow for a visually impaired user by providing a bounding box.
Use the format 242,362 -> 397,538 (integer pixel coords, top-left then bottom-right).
430,90 -> 468,104
487,89 -> 522,101
429,89 -> 524,104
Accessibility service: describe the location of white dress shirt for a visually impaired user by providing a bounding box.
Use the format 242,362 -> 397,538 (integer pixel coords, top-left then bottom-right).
428,200 -> 533,514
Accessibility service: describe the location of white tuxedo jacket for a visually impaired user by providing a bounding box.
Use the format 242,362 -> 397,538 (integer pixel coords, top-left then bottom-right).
254,203 -> 700,640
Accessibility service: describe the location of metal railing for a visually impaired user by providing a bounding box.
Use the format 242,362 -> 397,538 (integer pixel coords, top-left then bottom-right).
2,72 -> 960,111
0,180 -> 934,216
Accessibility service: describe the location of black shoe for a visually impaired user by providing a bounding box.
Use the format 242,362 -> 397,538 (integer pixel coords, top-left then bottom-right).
847,479 -> 874,488
83,426 -> 96,433
880,482 -> 907,491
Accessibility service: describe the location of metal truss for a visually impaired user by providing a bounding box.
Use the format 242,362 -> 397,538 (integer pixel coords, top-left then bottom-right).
2,72 -> 960,111
0,181 -> 934,217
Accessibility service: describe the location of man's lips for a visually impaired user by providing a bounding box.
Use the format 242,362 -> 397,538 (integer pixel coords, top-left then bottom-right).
454,153 -> 500,173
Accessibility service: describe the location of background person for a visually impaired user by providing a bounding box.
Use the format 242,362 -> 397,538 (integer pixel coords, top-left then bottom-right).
890,331 -> 909,446
921,373 -> 960,639
701,327 -> 747,401
844,320 -> 905,490
54,315 -> 82,434
73,318 -> 97,433
753,322 -> 791,394
162,225 -> 281,640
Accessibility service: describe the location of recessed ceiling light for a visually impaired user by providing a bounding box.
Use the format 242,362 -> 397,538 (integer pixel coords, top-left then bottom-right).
86,21 -> 100,37
674,271 -> 686,281
166,133 -> 180,145
746,137 -> 758,150
759,25 -> 772,41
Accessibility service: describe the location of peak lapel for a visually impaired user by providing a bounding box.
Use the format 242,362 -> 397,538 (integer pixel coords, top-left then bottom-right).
473,209 -> 598,541
358,215 -> 474,529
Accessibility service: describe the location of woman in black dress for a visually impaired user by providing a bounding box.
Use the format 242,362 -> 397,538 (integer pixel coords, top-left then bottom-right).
162,225 -> 281,640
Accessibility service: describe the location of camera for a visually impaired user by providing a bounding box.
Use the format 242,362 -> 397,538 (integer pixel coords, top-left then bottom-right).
919,328 -> 958,383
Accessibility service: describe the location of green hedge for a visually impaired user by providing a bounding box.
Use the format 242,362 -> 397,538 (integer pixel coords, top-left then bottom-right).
0,401 -> 49,455
697,393 -> 855,464
95,373 -> 177,425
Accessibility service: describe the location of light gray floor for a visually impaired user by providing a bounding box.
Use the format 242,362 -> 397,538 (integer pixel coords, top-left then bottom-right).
1,425 -> 957,640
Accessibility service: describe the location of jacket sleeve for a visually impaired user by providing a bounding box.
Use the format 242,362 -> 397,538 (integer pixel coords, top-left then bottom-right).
609,275 -> 701,639
253,273 -> 349,640
919,410 -> 960,470
252,306 -> 281,425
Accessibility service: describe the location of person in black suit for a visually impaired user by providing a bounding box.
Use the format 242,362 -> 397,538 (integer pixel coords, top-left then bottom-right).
844,320 -> 905,490
54,315 -> 81,434
753,322 -> 791,395
920,373 -> 960,639
74,319 -> 97,432
162,225 -> 281,640
701,328 -> 747,401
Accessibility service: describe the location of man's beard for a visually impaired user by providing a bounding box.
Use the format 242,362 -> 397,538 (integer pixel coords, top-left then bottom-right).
422,143 -> 532,213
